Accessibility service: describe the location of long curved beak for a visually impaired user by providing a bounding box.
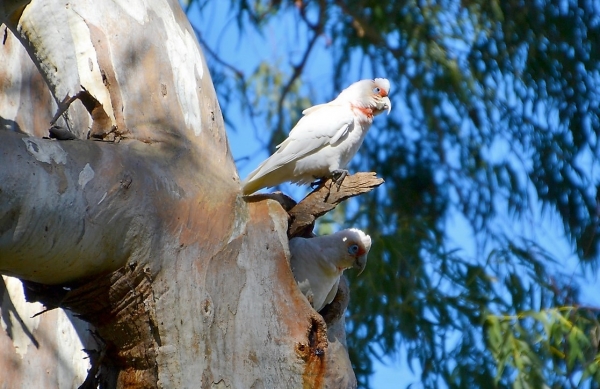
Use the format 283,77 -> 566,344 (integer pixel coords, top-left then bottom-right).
378,96 -> 391,115
354,254 -> 368,276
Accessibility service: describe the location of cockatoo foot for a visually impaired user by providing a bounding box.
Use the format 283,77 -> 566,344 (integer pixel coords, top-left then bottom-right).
331,169 -> 348,191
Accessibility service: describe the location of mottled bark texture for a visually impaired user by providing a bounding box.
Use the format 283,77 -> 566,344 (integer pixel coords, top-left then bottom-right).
0,1 -> 378,387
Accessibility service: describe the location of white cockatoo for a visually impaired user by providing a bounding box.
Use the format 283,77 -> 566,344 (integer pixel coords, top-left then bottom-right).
242,78 -> 391,195
289,228 -> 372,312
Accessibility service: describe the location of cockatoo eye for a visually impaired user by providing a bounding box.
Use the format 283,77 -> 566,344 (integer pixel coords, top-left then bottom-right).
373,87 -> 381,93
348,244 -> 360,255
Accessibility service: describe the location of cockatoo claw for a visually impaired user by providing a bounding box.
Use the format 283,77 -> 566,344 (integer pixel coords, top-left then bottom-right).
331,169 -> 348,191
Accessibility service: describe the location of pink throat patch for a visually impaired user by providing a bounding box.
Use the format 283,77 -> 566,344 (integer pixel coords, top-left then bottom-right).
352,106 -> 374,119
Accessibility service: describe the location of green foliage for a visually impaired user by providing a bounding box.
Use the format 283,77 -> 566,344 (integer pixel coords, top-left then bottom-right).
188,0 -> 600,388
486,307 -> 600,388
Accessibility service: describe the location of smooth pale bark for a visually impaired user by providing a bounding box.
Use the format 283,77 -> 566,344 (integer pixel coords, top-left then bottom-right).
0,0 -> 357,388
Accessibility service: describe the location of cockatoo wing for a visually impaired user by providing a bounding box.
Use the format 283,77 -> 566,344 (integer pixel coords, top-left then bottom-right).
321,277 -> 341,311
296,279 -> 315,307
246,105 -> 354,181
300,103 -> 328,116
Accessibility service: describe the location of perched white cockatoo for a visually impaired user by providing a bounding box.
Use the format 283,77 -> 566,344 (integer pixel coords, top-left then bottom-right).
242,78 -> 391,195
289,228 -> 372,312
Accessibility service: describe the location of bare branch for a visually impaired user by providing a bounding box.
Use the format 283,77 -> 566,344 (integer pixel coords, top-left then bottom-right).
333,0 -> 384,45
287,172 -> 384,238
274,0 -> 326,135
191,25 -> 245,80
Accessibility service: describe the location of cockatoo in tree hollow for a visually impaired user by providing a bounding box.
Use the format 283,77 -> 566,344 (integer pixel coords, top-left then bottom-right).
242,78 -> 391,195
289,229 -> 372,312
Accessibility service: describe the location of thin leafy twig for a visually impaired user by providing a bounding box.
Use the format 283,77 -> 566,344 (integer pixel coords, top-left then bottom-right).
274,0 -> 327,136
189,22 -> 264,142
192,25 -> 245,79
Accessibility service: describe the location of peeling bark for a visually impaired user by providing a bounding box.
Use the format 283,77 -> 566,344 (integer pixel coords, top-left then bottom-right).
22,263 -> 159,387
0,276 -> 94,388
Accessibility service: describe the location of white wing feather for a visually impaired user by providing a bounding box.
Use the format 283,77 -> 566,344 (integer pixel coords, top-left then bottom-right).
321,277 -> 341,310
247,105 -> 354,180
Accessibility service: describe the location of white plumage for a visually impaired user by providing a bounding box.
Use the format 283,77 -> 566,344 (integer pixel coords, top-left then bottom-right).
289,228 -> 372,312
242,78 -> 391,195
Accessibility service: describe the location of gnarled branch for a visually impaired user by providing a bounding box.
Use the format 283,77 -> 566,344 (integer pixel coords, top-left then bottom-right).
288,172 -> 384,238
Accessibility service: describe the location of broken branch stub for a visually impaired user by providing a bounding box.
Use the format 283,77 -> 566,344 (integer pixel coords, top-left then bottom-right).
287,172 -> 384,238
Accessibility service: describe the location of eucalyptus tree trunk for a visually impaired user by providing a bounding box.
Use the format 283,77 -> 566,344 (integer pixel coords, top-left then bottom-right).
0,0 -> 360,387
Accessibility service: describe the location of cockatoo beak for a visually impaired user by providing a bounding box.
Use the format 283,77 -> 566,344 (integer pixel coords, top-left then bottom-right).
382,96 -> 392,115
354,254 -> 368,275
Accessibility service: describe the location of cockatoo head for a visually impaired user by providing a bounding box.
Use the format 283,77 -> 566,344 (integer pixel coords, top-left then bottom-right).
336,78 -> 392,116
334,228 -> 372,275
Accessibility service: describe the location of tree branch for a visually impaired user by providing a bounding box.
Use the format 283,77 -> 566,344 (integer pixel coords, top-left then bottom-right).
191,25 -> 245,80
287,172 -> 384,238
274,0 -> 326,136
